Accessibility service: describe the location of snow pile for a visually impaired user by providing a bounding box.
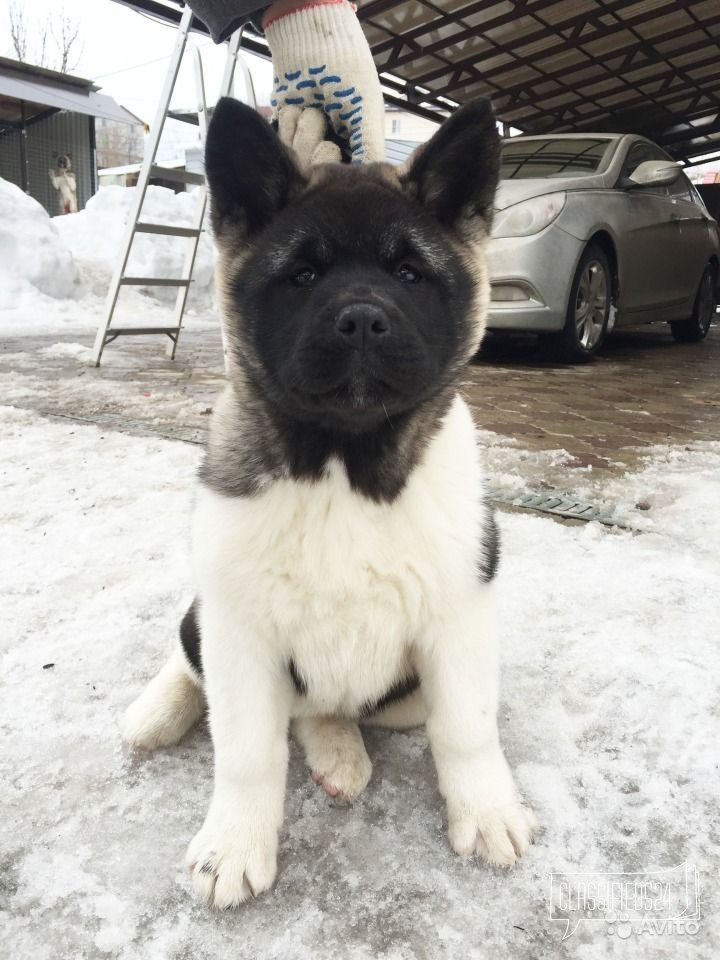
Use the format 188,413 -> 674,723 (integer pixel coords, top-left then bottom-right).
53,185 -> 216,307
0,178 -> 83,301
0,177 -> 219,336
1,404 -> 719,959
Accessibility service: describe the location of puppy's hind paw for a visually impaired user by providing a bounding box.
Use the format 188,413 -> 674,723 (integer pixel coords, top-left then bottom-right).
121,653 -> 204,750
295,717 -> 372,802
310,752 -> 371,801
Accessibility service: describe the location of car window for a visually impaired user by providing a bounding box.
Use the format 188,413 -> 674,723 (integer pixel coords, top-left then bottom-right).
500,138 -> 612,179
688,180 -> 710,212
666,171 -> 695,203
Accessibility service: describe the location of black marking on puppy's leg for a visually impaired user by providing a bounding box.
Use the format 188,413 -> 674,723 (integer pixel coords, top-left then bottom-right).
288,657 -> 307,696
478,505 -> 500,583
180,600 -> 203,675
359,672 -> 420,720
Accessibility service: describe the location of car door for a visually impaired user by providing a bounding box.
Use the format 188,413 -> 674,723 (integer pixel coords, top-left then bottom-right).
615,141 -> 682,313
665,173 -> 713,307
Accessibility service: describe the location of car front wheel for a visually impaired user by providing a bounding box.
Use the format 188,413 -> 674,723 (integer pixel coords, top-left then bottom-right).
548,244 -> 611,363
670,263 -> 717,343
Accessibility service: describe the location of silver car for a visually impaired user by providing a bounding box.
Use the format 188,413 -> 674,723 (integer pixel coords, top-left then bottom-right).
486,134 -> 720,361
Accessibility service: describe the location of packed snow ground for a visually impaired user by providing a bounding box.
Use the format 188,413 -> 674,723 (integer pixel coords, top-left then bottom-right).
2,404 -> 719,960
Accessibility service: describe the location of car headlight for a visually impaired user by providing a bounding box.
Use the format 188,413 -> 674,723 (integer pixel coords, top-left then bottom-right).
491,192 -> 566,239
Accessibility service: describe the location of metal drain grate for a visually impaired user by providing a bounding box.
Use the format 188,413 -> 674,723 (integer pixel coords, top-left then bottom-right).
490,488 -> 633,530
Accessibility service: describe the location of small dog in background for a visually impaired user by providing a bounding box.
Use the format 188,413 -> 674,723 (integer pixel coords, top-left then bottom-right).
122,97 -> 538,909
49,153 -> 78,214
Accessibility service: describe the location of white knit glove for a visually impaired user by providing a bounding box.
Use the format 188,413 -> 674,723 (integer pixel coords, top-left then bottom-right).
265,0 -> 385,163
275,104 -> 340,165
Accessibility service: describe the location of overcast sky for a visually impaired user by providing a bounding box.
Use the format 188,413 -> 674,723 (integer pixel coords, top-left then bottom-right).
0,0 -> 274,157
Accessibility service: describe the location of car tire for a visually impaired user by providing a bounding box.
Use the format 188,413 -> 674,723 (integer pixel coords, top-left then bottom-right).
669,263 -> 717,343
547,244 -> 612,363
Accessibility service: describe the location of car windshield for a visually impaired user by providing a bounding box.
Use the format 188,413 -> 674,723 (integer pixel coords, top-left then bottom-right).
500,138 -> 612,179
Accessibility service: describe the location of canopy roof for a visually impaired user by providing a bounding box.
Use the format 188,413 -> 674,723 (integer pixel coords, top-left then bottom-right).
359,0 -> 720,163
0,57 -> 143,126
113,0 -> 720,163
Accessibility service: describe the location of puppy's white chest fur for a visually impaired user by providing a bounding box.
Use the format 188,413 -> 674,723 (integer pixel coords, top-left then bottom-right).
193,396 -> 483,714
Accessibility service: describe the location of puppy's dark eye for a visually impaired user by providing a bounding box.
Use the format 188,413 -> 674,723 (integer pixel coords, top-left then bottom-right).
395,263 -> 422,284
292,267 -> 317,287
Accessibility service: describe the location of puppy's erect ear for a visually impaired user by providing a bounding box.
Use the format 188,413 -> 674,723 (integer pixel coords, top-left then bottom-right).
401,99 -> 500,232
205,97 -> 305,238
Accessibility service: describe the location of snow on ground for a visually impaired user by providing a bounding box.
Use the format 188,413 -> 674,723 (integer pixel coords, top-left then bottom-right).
0,335 -> 220,438
2,404 -> 718,960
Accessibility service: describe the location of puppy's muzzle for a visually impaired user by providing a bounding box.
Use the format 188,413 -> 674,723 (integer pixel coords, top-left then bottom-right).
335,303 -> 390,351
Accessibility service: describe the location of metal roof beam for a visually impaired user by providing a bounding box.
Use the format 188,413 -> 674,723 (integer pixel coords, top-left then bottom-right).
513,74 -> 720,139
404,0 -> 663,88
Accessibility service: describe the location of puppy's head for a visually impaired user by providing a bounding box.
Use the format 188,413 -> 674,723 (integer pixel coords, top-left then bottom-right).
206,98 -> 499,433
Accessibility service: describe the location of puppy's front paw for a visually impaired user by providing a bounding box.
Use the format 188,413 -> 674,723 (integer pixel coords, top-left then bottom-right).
448,796 -> 538,867
186,809 -> 278,909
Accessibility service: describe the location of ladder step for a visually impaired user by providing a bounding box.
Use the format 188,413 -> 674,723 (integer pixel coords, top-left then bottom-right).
135,222 -> 201,238
150,164 -> 204,186
120,276 -> 191,286
167,109 -> 200,126
105,327 -> 181,337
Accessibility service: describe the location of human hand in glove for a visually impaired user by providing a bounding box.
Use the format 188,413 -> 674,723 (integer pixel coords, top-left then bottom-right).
264,0 -> 385,164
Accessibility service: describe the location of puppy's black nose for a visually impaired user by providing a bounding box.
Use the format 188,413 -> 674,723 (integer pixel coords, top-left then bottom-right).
335,304 -> 390,349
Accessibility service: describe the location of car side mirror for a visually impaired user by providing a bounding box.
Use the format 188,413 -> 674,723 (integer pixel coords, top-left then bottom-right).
626,160 -> 682,189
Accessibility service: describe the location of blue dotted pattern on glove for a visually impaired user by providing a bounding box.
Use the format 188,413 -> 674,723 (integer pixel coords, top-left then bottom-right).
271,66 -> 365,162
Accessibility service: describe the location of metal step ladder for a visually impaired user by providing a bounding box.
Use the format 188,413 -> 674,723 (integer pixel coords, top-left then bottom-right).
92,7 -> 257,366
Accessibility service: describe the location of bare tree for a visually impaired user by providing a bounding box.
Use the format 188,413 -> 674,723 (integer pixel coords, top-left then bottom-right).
6,2 -> 82,73
51,8 -> 82,74
37,20 -> 50,70
9,2 -> 27,61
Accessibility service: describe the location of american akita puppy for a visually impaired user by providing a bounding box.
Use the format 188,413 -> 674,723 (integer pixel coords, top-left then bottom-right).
122,97 -> 537,909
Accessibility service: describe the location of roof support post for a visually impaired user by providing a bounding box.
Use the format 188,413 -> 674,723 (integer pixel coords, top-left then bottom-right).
89,114 -> 98,195
19,100 -> 29,193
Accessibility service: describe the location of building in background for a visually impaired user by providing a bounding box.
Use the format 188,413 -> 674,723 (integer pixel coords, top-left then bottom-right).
95,115 -> 147,169
0,57 -> 143,215
382,105 -> 438,165
384,104 -> 438,143
687,167 -> 720,185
